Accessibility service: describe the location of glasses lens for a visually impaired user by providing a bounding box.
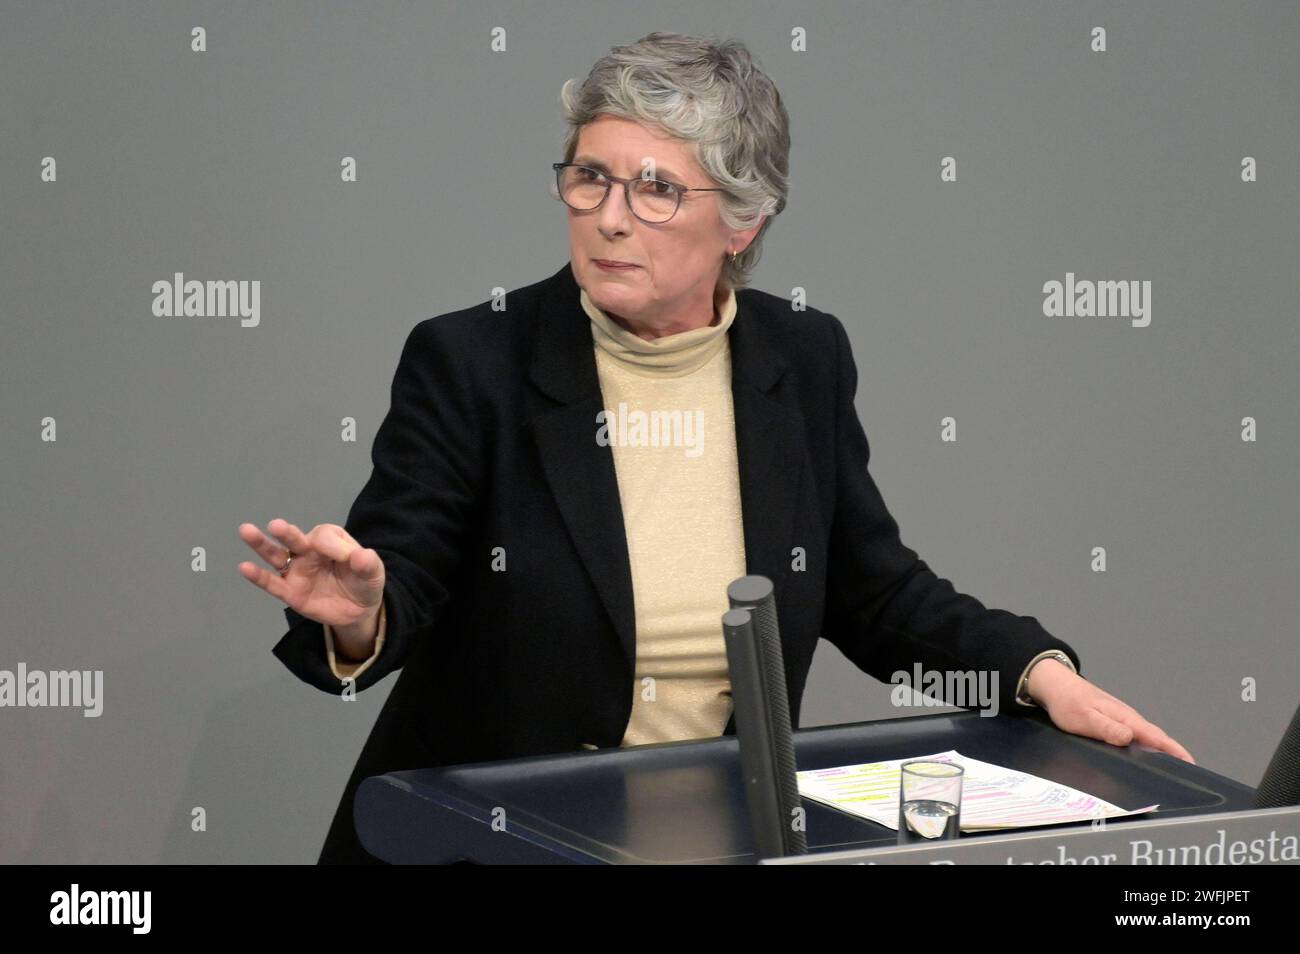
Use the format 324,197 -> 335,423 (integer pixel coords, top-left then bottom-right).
628,177 -> 680,223
558,166 -> 608,210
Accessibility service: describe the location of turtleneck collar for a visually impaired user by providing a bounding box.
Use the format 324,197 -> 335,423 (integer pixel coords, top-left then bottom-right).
580,284 -> 738,378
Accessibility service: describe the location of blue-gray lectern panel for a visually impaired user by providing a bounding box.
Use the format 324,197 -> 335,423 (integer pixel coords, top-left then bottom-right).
354,710 -> 1257,864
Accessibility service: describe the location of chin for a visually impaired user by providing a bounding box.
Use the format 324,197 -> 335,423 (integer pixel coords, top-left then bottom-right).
590,284 -> 642,313
586,271 -> 634,292
592,286 -> 639,308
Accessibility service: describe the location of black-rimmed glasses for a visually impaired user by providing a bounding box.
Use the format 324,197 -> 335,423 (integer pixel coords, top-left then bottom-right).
552,162 -> 727,224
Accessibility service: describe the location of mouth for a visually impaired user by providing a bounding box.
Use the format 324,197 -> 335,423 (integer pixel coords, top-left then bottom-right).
593,258 -> 639,269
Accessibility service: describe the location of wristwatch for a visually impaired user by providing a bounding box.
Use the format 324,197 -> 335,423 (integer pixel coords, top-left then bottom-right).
1015,650 -> 1077,707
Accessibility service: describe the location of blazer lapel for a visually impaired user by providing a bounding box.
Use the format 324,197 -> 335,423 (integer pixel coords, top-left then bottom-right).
727,292 -> 804,587
527,261 -> 803,681
528,263 -> 639,672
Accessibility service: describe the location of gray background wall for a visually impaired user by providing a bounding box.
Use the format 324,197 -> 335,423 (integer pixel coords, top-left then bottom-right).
1,1 -> 1296,863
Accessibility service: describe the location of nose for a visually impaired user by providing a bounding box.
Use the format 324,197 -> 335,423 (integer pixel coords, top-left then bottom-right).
597,181 -> 635,234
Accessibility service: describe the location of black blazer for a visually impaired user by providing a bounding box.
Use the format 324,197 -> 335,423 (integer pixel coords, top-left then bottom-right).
273,260 -> 1081,864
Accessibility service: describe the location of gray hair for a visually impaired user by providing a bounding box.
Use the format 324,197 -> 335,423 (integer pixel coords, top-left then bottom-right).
558,32 -> 790,293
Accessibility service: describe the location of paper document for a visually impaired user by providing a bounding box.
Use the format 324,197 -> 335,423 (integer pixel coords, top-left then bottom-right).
796,749 -> 1159,832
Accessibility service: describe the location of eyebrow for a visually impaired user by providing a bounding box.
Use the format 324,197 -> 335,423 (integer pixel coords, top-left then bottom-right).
573,155 -> 686,185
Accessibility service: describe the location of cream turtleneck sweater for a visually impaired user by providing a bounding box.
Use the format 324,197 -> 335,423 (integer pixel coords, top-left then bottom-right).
581,285 -> 745,747
322,283 -> 747,748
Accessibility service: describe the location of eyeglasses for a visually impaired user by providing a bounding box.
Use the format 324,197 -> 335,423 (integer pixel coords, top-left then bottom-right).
551,162 -> 727,224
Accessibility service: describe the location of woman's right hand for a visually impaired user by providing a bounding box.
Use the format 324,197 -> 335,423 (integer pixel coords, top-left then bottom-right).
238,519 -> 386,633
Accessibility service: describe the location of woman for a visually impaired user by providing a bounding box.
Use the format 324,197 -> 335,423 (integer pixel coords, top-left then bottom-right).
239,32 -> 1193,865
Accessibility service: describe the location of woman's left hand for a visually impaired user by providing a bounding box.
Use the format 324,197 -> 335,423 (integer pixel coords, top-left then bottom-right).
1026,660 -> 1196,764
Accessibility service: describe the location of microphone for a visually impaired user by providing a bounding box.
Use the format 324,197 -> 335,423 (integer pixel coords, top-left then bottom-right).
723,574 -> 807,859
1256,700 -> 1300,808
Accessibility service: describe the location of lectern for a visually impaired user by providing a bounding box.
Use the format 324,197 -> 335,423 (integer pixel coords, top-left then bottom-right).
353,709 -> 1264,864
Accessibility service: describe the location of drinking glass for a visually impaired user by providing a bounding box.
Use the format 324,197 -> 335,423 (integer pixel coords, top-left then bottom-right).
898,760 -> 964,843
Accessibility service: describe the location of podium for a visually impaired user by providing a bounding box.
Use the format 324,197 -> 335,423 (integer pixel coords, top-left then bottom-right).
351,709 -> 1279,864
